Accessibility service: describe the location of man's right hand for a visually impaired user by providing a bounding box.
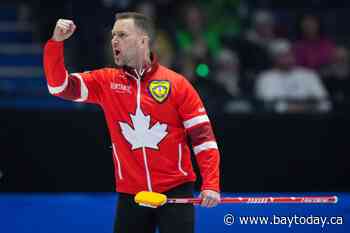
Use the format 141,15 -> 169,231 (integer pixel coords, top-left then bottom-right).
52,19 -> 76,42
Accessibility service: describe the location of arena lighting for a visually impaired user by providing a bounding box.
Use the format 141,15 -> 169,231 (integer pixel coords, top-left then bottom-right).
196,63 -> 209,78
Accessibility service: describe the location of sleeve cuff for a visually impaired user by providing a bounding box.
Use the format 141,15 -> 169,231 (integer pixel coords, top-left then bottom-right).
201,185 -> 220,193
46,39 -> 64,47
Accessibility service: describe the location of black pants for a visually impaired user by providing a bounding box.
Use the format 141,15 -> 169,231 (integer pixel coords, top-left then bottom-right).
114,182 -> 195,233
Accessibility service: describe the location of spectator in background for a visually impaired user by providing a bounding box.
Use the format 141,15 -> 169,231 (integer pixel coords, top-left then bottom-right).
211,48 -> 252,114
230,10 -> 276,76
212,48 -> 241,98
173,3 -> 213,90
194,48 -> 252,116
321,46 -> 350,104
245,9 -> 276,48
322,46 -> 350,81
196,48 -> 241,115
175,4 -> 213,59
293,14 -> 336,71
255,39 -> 331,113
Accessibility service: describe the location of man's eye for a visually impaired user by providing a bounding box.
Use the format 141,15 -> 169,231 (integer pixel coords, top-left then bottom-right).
111,32 -> 127,39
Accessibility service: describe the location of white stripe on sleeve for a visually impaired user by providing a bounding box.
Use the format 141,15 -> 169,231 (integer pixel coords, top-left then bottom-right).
47,71 -> 68,94
193,141 -> 218,155
183,115 -> 209,129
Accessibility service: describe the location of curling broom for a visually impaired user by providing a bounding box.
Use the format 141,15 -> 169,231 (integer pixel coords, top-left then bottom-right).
134,191 -> 338,208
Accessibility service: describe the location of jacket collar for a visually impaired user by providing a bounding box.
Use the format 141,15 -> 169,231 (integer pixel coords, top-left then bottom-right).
123,53 -> 159,80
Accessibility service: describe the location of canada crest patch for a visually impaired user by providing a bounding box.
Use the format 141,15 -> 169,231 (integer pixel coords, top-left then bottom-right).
148,80 -> 171,103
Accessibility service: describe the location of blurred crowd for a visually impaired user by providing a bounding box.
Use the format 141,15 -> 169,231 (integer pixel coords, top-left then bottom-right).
8,0 -> 350,115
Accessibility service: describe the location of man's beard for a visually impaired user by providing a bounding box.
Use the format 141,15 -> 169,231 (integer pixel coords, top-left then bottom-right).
114,55 -> 127,68
114,56 -> 136,70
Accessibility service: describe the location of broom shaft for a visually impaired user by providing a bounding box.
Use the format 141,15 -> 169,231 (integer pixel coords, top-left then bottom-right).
167,196 -> 338,204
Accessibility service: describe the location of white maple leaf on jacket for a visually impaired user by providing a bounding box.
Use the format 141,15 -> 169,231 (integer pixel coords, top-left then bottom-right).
119,107 -> 168,150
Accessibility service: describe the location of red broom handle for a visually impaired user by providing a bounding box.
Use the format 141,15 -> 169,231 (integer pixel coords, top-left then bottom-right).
167,196 -> 338,204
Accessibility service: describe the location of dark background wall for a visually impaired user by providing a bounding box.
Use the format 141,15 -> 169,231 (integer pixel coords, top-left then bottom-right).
1,108 -> 349,192
1,0 -> 350,194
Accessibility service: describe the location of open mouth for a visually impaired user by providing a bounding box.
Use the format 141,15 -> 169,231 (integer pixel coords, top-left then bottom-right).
114,49 -> 120,57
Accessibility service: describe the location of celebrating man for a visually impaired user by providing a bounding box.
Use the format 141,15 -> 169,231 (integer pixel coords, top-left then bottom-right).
43,12 -> 221,233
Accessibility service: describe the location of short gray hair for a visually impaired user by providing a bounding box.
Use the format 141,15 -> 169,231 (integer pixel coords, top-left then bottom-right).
115,12 -> 155,47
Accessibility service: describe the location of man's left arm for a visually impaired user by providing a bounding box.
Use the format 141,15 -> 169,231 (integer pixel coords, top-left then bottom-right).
177,77 -> 221,208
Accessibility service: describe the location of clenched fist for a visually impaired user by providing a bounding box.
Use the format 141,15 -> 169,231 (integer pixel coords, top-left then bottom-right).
52,19 -> 76,42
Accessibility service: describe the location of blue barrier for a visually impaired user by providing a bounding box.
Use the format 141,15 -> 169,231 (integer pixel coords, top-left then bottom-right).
0,31 -> 33,43
0,54 -> 42,66
0,6 -> 17,21
0,193 -> 348,233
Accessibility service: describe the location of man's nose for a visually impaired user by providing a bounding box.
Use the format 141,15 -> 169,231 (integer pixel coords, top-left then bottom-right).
112,38 -> 119,45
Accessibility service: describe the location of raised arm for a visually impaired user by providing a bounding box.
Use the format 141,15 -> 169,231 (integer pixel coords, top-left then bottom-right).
43,19 -> 101,103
